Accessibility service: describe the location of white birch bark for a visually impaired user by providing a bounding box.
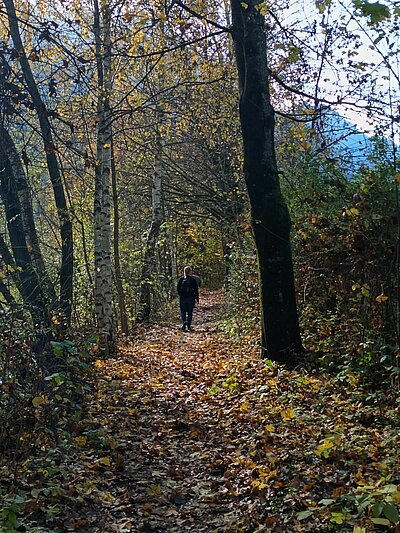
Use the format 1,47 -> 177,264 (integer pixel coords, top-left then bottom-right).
93,0 -> 113,349
136,118 -> 164,323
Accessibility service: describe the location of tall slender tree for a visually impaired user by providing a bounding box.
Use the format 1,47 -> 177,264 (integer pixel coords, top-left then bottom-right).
137,111 -> 164,323
0,130 -> 51,349
93,0 -> 114,348
4,0 -> 74,327
1,126 -> 56,305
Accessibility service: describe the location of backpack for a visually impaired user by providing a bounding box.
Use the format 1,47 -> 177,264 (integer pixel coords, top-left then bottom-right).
181,276 -> 194,297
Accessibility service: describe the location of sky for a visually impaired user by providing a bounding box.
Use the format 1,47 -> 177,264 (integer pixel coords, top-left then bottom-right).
279,0 -> 399,139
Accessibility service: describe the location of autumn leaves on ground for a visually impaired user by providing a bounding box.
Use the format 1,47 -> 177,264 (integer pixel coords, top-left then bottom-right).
2,291 -> 399,533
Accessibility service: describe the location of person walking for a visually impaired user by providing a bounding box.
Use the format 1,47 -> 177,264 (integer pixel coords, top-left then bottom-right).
177,266 -> 199,331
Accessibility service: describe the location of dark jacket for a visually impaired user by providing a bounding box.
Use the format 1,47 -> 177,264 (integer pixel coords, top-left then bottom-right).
177,275 -> 199,302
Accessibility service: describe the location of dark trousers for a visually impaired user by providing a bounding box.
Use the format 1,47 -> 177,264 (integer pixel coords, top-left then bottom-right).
180,297 -> 195,327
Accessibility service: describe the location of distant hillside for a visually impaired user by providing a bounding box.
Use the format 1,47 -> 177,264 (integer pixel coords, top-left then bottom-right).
317,110 -> 374,168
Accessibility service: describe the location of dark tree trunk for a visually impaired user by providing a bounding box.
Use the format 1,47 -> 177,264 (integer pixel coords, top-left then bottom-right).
230,0 -> 303,362
4,0 -> 73,326
1,126 -> 56,305
0,147 -> 51,335
0,233 -> 22,293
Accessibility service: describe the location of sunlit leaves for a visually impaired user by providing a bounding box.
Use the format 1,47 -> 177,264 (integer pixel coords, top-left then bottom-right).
353,0 -> 391,24
375,293 -> 389,303
280,407 -> 296,421
315,438 -> 334,457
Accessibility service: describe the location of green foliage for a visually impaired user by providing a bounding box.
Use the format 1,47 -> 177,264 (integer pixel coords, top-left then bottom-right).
0,334 -> 93,459
220,228 -> 260,348
176,220 -> 225,288
281,134 -> 398,384
353,0 -> 391,24
224,129 -> 398,388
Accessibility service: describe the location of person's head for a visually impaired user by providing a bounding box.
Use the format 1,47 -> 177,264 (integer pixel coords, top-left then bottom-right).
184,266 -> 192,277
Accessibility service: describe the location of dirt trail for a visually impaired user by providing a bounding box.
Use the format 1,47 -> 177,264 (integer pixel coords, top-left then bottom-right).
80,290 -> 245,532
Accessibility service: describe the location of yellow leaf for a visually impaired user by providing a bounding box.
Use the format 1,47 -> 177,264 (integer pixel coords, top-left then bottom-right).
32,395 -> 48,407
147,484 -> 161,495
299,142 -> 311,152
348,207 -> 360,217
265,424 -> 274,433
255,2 -> 268,15
280,408 -> 296,421
98,457 -> 111,466
99,491 -> 115,503
240,2 -> 248,8
103,143 -> 111,149
376,293 -> 389,303
240,401 -> 251,412
316,439 -> 333,457
74,436 -> 88,446
394,173 -> 400,184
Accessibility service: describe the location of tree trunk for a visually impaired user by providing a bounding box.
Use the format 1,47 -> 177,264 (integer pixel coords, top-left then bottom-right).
137,126 -> 164,323
230,0 -> 303,362
4,0 -> 73,326
0,233 -> 22,294
164,203 -> 177,298
111,140 -> 128,334
1,126 -> 56,305
93,0 -> 114,348
0,146 -> 51,335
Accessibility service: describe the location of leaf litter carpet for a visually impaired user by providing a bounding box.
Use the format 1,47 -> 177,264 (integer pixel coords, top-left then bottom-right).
4,291 -> 400,532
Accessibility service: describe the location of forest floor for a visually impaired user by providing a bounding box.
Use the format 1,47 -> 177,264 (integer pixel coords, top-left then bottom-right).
1,291 -> 400,532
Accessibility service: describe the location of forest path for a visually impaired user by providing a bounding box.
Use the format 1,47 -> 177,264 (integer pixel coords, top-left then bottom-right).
79,290 -> 250,532
17,291 -> 399,532
81,290 -> 249,532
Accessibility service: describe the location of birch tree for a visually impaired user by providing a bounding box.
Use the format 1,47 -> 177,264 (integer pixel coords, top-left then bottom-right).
137,114 -> 164,323
93,0 -> 114,347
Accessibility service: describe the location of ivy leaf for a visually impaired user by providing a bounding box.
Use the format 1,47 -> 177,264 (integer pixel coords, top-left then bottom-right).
382,503 -> 399,524
370,518 -> 391,525
297,510 -> 314,521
